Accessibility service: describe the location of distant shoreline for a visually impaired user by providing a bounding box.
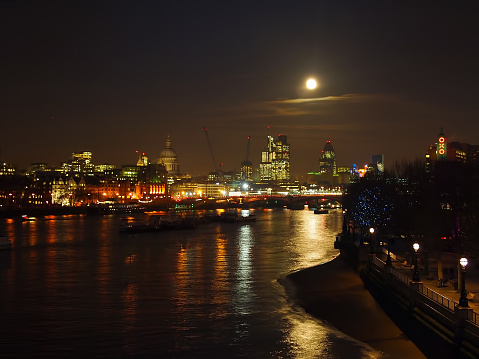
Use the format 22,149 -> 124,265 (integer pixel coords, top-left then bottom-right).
0,206 -> 87,218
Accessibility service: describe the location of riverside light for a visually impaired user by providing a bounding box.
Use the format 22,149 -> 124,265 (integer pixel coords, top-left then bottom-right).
368,228 -> 375,254
459,257 -> 469,307
412,242 -> 420,282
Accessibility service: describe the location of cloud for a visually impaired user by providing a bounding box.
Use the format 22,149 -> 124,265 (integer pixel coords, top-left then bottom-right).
246,93 -> 406,119
269,93 -> 386,104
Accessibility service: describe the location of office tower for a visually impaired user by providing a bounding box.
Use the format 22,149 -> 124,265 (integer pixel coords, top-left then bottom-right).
259,134 -> 290,181
61,151 -> 94,174
240,160 -> 253,182
319,140 -> 337,175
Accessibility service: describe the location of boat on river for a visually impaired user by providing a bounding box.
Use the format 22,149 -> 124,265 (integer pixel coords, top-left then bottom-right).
314,209 -> 329,214
120,215 -> 162,233
220,211 -> 256,223
120,213 -> 199,233
21,214 -> 37,221
0,235 -> 12,249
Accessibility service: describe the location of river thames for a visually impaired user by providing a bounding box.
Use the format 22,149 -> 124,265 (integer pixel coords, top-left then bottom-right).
0,209 -> 385,358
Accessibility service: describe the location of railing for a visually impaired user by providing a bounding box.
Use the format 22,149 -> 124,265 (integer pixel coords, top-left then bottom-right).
470,310 -> 479,325
419,286 -> 457,311
366,253 -> 479,342
371,256 -> 385,269
389,265 -> 410,285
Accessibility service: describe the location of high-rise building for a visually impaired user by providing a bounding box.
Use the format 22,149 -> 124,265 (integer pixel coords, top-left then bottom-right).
259,135 -> 290,182
240,160 -> 253,181
61,151 -> 94,174
371,154 -> 384,173
319,140 -> 337,175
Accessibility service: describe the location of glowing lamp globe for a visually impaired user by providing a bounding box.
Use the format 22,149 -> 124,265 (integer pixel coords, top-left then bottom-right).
460,257 -> 468,269
413,243 -> 419,252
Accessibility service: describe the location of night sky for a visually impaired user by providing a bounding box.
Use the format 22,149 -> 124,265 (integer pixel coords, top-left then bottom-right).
2,1 -> 479,178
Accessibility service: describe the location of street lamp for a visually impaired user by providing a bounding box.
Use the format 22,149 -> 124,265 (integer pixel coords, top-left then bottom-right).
459,257 -> 469,307
369,228 -> 375,253
386,237 -> 392,266
412,242 -> 420,282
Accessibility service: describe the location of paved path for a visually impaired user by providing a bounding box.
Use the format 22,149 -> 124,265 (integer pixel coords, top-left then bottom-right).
379,251 -> 479,311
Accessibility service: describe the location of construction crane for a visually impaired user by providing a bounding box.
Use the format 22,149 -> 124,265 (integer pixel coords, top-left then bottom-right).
241,136 -> 252,181
245,136 -> 251,163
203,126 -> 219,177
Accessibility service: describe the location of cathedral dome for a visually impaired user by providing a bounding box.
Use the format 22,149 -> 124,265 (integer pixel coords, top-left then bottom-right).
157,134 -> 180,175
159,147 -> 177,159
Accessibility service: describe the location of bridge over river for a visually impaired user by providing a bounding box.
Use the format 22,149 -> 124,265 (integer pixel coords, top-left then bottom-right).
172,194 -> 343,210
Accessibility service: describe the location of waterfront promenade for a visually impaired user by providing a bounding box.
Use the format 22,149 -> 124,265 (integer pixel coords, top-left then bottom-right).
378,250 -> 479,313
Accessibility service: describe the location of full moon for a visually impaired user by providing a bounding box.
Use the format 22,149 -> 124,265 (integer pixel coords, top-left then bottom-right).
306,78 -> 317,89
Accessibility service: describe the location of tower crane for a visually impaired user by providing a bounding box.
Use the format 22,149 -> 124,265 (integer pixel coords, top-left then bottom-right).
241,136 -> 252,181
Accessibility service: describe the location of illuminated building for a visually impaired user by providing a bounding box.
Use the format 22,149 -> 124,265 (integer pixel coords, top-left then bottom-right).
259,135 -> 290,181
319,140 -> 337,175
307,140 -> 344,186
425,129 -> 479,171
61,151 -> 94,174
95,163 -> 116,174
0,162 -> 15,176
121,165 -> 140,180
463,144 -> 479,167
136,152 -> 148,166
157,134 -> 180,176
52,177 -> 79,205
170,182 -> 230,198
371,154 -> 384,173
437,128 -> 447,161
29,163 -> 48,174
241,136 -> 253,181
240,160 -> 253,182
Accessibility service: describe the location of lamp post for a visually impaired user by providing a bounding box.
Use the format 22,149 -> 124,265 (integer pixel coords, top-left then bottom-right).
386,237 -> 392,266
412,242 -> 420,282
369,227 -> 375,253
459,257 -> 469,307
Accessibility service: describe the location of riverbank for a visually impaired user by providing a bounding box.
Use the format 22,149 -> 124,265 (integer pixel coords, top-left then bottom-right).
282,256 -> 427,358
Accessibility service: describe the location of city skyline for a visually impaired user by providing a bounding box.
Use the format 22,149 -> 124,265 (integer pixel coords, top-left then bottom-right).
2,2 -> 479,177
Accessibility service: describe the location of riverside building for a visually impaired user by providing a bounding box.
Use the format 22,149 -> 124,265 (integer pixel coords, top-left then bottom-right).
425,129 -> 479,171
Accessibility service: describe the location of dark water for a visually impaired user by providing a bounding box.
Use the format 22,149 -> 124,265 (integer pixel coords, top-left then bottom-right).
0,209 -> 384,358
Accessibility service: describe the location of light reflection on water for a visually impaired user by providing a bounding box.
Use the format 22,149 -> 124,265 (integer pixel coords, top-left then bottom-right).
0,209 -> 384,358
